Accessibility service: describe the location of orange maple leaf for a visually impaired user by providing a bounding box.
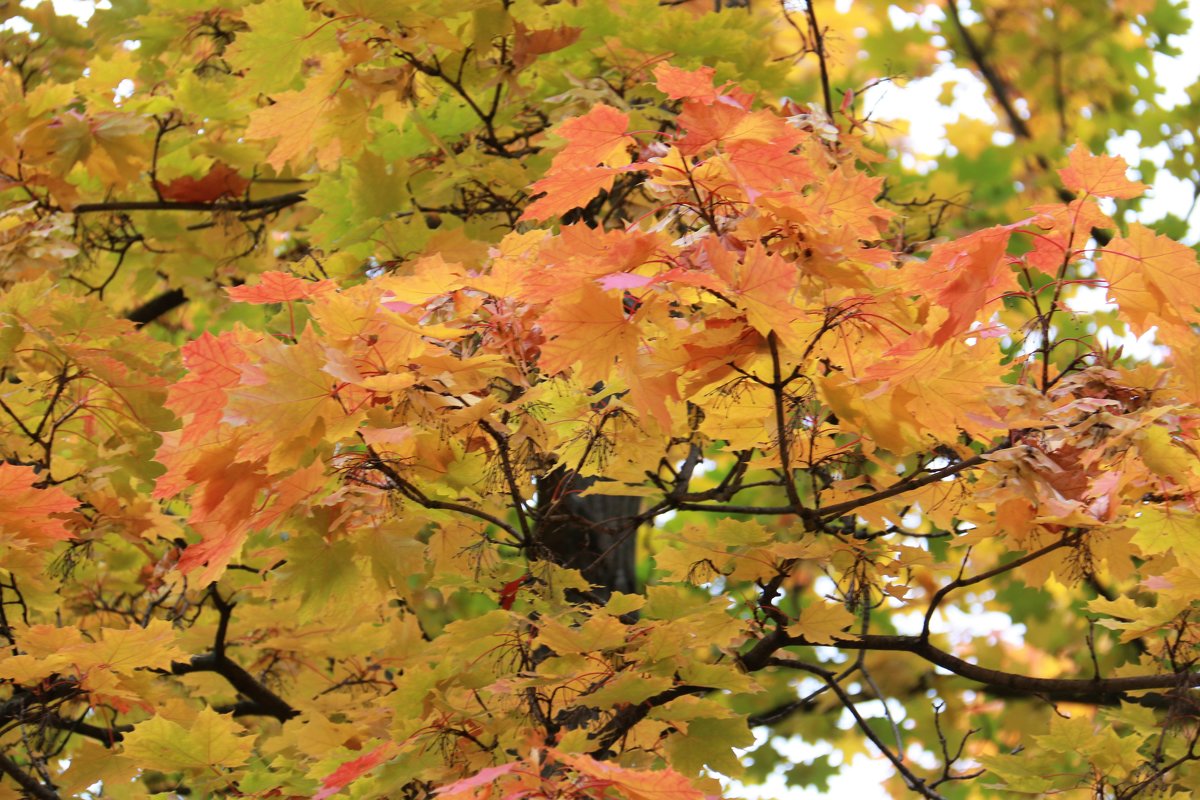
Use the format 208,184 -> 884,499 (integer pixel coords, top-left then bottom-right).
551,749 -> 704,800
537,282 -> 639,382
804,167 -> 893,239
676,102 -> 784,154
912,225 -> 1017,346
725,136 -> 814,193
553,103 -> 635,167
705,241 -> 802,342
225,271 -> 336,304
520,105 -> 642,222
520,165 -> 622,222
1101,222 -> 1200,326
1058,140 -> 1147,199
653,62 -> 723,104
0,464 -> 77,544
166,332 -> 248,443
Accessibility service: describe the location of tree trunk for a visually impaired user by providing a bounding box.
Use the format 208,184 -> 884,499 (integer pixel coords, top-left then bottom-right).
536,468 -> 640,603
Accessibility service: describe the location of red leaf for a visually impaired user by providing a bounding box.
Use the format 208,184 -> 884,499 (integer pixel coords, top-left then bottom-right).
154,161 -> 250,203
314,743 -> 396,800
909,225 -> 1017,346
498,574 -> 532,610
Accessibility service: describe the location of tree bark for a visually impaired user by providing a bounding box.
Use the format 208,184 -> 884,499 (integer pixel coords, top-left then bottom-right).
536,468 -> 640,603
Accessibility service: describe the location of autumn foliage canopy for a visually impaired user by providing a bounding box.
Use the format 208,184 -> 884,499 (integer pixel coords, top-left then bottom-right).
1,0 -> 1200,798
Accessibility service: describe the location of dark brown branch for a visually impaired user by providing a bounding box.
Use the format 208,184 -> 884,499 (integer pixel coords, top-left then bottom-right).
361,443 -> 525,543
768,332 -> 804,512
922,530 -> 1085,638
168,590 -> 298,723
125,288 -> 188,327
804,0 -> 835,120
943,0 -> 1030,140
0,752 -> 58,800
816,450 -> 992,520
0,684 -> 79,729
73,191 -> 307,216
785,633 -> 1200,700
671,448 -> 997,520
44,715 -> 130,747
170,654 -> 298,722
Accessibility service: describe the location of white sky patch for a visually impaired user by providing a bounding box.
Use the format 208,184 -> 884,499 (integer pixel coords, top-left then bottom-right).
722,729 -> 893,800
20,0 -> 105,21
865,0 -> 1200,243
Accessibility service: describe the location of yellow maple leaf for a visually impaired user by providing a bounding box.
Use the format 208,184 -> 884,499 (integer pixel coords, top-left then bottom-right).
789,601 -> 856,645
121,707 -> 253,774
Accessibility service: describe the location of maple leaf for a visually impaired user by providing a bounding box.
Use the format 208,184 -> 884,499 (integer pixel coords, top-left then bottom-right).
551,748 -> 704,800
520,165 -> 623,223
225,270 -> 336,304
225,327 -> 364,471
905,224 -> 1017,346
245,67 -> 361,170
804,166 -> 893,239
165,331 -> 249,444
519,105 -> 642,222
1058,140 -> 1147,199
1100,222 -> 1200,326
551,103 -> 635,167
725,137 -> 815,193
693,240 -> 813,350
155,162 -> 251,203
653,62 -> 723,104
121,707 -> 253,774
66,619 -> 184,676
225,0 -> 334,94
676,102 -> 785,154
789,601 -> 856,645
0,464 -> 77,545
536,282 -> 640,382
314,742 -> 397,800
511,22 -> 582,71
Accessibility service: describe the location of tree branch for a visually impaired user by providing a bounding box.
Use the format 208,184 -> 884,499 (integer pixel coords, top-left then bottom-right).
943,0 -> 1030,140
125,288 -> 188,328
785,632 -> 1200,700
44,715 -> 130,748
170,654 -> 298,723
816,451 -> 992,522
0,752 -> 58,800
771,657 -> 948,800
804,0 -> 835,120
73,191 -> 307,216
168,590 -> 298,723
